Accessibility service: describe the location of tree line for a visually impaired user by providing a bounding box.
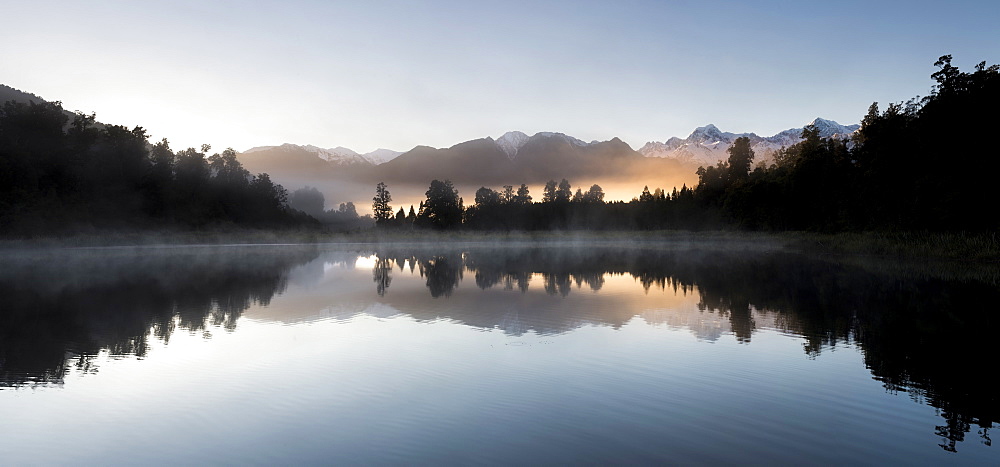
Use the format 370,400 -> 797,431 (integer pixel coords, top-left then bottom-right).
372,56 -> 999,232
0,100 -> 314,235
370,176 -> 703,231
691,55 -> 999,232
4,55 -> 993,235
365,245 -> 997,451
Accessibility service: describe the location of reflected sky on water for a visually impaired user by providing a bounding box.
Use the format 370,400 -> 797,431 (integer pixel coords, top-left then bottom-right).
0,244 -> 995,464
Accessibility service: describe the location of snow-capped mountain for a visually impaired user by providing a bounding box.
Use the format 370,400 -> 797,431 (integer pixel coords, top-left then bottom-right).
243,144 -> 403,165
363,148 -> 404,165
307,145 -> 371,165
639,118 -> 860,167
494,131 -> 594,160
496,131 -> 529,159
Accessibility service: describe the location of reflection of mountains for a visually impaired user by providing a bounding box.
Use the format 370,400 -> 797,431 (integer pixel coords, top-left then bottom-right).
368,246 -> 998,452
2,243 -> 995,451
365,248 -> 761,339
0,245 -> 320,388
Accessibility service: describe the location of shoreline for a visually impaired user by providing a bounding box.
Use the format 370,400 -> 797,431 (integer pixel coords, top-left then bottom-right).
2,229 -> 998,262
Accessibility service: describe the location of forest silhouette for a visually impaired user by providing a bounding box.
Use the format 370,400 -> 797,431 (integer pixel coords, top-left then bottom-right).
2,55 -> 996,236
0,246 -> 319,388
0,98 -> 315,235
0,242 -> 994,451
366,56 -> 998,233
365,245 -> 997,452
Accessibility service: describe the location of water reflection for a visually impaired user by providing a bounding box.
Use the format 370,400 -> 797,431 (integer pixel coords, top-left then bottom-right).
1,243 -> 996,453
364,246 -> 997,451
0,245 -> 320,388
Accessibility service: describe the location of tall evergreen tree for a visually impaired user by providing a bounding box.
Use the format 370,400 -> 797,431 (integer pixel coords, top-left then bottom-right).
419,179 -> 463,229
372,181 -> 393,226
726,136 -> 754,183
515,184 -> 531,205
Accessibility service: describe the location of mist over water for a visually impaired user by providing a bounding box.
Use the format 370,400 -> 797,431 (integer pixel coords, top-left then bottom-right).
279,179 -> 695,216
0,244 -> 995,463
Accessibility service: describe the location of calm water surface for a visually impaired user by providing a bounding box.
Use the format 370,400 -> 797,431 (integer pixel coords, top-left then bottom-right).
0,243 -> 995,464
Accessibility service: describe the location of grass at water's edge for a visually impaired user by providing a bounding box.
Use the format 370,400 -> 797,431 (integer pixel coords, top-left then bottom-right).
2,229 -> 999,262
0,229 -> 786,252
4,229 -> 999,286
787,231 -> 1000,262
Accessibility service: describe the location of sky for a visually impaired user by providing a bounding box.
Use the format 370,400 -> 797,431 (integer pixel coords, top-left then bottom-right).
3,0 -> 998,154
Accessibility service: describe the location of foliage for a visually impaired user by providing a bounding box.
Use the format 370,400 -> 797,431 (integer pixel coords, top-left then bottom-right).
289,186 -> 326,218
372,181 -> 393,226
687,55 -> 1000,232
9,54 -> 990,237
418,179 -> 463,229
0,101 -> 306,235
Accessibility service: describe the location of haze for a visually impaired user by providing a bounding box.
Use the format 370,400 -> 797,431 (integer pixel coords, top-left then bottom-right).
3,0 -> 997,155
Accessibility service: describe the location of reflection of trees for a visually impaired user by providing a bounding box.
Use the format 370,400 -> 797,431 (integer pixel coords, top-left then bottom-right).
543,273 -> 572,297
698,297 -> 755,344
419,254 -> 462,298
373,257 -> 392,296
371,249 -> 464,298
0,246 -> 319,389
371,245 -> 998,452
474,269 -> 531,292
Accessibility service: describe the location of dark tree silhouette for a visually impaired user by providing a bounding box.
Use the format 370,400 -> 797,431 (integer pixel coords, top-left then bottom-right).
726,136 -> 754,183
289,186 -> 325,218
372,181 -> 393,226
584,184 -> 605,203
515,184 -> 532,205
556,178 -> 572,203
0,99 -> 305,234
418,179 -> 463,229
542,180 -> 558,203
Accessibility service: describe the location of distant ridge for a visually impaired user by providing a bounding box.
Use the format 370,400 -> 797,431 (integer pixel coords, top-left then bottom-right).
639,118 -> 860,166
0,84 -> 99,130
0,84 -> 48,105
238,130 -> 691,190
244,144 -> 403,166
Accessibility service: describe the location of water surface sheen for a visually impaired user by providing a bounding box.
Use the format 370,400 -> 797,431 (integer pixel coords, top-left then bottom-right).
0,244 -> 995,464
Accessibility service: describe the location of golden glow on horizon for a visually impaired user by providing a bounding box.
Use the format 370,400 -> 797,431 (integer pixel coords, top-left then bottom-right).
355,254 -> 378,269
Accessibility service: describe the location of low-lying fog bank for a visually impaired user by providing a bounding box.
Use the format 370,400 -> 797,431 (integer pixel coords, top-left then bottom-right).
3,229 -> 999,264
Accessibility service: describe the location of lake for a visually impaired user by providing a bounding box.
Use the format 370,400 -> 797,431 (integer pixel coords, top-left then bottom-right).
0,242 -> 995,464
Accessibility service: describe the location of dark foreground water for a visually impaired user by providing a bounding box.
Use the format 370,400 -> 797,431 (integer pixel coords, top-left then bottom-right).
0,243 -> 996,464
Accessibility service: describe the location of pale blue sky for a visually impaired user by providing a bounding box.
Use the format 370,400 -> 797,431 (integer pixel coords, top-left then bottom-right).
3,0 -> 997,153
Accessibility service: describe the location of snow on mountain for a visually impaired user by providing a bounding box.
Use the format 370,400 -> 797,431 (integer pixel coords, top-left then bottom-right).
495,131 -> 529,159
306,145 -> 370,165
494,131 -> 597,160
242,144 -> 402,166
809,117 -> 859,137
362,148 -> 404,165
639,118 -> 860,167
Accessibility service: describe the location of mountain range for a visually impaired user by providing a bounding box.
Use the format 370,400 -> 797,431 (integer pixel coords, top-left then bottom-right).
0,82 -> 858,204
239,118 -> 859,189
639,118 -> 860,166
243,144 -> 403,166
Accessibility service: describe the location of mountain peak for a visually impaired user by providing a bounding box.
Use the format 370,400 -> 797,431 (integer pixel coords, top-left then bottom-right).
328,145 -> 360,156
641,118 -> 860,166
809,117 -> 836,126
532,132 -> 590,147
363,148 -> 403,165
688,124 -> 727,143
495,131 -> 530,159
261,143 -> 372,166
804,118 -> 860,137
